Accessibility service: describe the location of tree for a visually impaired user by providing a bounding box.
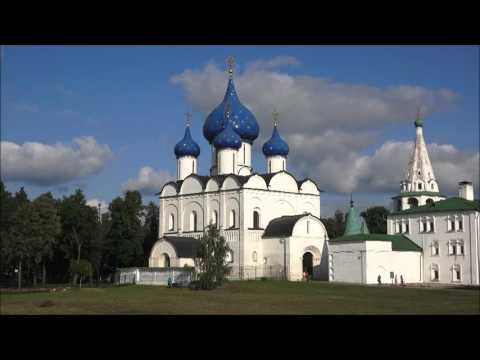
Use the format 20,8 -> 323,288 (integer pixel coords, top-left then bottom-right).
321,210 -> 346,239
58,189 -> 98,285
196,225 -> 231,290
0,181 -> 16,277
360,206 -> 390,234
31,192 -> 61,286
105,191 -> 144,272
143,202 -> 159,266
69,259 -> 93,288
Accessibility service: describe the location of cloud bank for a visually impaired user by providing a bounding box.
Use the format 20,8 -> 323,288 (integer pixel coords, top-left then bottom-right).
1,137 -> 113,186
171,57 -> 477,195
122,167 -> 174,196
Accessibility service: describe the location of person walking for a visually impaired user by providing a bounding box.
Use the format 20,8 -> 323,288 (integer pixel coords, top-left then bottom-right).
377,275 -> 381,285
400,275 -> 405,287
394,274 -> 398,286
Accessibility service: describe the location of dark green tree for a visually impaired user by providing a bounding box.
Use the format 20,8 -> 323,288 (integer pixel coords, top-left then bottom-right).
143,201 -> 159,265
105,191 -> 144,271
0,181 -> 16,276
58,189 -> 98,285
196,225 -> 231,290
31,192 -> 62,286
360,206 -> 390,234
321,210 -> 346,239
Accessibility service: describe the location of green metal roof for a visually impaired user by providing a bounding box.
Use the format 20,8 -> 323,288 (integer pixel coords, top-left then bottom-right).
391,197 -> 480,216
330,234 -> 422,252
391,191 -> 446,199
344,202 -> 363,236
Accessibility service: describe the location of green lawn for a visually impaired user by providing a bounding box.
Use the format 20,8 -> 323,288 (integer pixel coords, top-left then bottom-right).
1,281 -> 479,314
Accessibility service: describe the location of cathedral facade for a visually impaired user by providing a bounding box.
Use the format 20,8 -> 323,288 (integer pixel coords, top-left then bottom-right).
148,60 -> 329,281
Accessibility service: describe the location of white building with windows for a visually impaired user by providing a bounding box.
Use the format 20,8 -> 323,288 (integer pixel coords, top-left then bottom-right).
387,115 -> 479,285
149,59 -> 329,281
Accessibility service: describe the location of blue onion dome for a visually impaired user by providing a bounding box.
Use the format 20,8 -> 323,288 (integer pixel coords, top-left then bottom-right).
203,77 -> 259,144
213,109 -> 242,150
174,126 -> 200,158
262,125 -> 289,157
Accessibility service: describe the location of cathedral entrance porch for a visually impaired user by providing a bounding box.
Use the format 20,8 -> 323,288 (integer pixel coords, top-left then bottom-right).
303,252 -> 313,279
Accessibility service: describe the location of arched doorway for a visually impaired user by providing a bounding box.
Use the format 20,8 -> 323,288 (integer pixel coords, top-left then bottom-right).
161,253 -> 170,268
303,252 -> 313,278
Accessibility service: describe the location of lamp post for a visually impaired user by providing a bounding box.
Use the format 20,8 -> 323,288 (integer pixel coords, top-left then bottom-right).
279,238 -> 287,280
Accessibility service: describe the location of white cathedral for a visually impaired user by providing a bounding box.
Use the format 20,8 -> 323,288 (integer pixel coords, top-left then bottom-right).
148,60 -> 329,281
147,59 -> 479,286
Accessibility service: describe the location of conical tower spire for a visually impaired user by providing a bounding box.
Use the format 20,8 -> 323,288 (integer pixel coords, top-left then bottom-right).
402,108 -> 439,194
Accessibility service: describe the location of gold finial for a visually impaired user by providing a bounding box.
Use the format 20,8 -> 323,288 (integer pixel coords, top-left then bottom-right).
226,56 -> 235,78
272,108 -> 279,127
185,112 -> 192,127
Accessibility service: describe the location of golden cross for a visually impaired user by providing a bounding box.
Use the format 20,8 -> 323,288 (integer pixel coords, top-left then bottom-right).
272,108 -> 279,127
185,112 -> 192,127
227,56 -> 235,77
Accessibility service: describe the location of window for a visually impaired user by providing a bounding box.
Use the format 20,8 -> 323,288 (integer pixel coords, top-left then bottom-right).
190,211 -> 197,232
447,217 -> 454,232
408,198 -> 418,208
395,222 -> 401,234
229,210 -> 236,228
192,160 -> 195,173
448,240 -> 457,255
404,222 -> 409,234
168,214 -> 175,231
426,198 -> 434,206
452,265 -> 461,282
307,220 -> 310,234
457,216 -> 463,232
282,160 -> 285,170
431,264 -> 439,281
429,219 -> 435,233
418,183 -> 422,190
253,210 -> 260,229
243,144 -> 246,163
252,251 -> 258,263
456,240 -> 464,255
432,240 -> 439,256
211,210 -> 218,228
431,184 -> 434,190
401,221 -> 409,234
420,218 -> 426,233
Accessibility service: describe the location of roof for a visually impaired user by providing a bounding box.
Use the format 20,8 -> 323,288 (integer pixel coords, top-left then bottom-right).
330,234 -> 422,252
262,125 -> 289,157
163,236 -> 201,258
157,171 -> 322,195
391,191 -> 446,199
174,126 -> 200,158
262,214 -> 310,238
391,197 -> 480,216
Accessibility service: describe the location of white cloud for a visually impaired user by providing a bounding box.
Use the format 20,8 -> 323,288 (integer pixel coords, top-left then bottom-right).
122,167 -> 174,196
170,57 -> 478,196
86,198 -> 109,214
1,137 -> 113,186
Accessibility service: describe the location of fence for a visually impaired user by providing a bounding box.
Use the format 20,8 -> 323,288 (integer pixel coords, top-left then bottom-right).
115,267 -> 195,286
226,265 -> 285,281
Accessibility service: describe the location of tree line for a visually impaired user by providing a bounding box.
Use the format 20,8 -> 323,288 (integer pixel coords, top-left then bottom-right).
0,181 -> 159,288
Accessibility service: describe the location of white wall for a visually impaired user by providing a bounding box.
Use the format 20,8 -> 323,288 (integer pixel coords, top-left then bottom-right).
388,211 -> 479,285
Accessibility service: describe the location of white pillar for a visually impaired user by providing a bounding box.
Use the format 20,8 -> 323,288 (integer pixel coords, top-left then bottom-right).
266,155 -> 287,173
177,156 -> 197,180
217,148 -> 237,175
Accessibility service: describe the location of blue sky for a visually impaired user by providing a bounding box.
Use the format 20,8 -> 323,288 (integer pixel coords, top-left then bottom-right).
1,46 -> 478,216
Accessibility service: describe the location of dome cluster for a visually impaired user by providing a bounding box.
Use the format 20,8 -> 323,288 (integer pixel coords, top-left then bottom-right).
203,77 -> 260,146
213,111 -> 242,149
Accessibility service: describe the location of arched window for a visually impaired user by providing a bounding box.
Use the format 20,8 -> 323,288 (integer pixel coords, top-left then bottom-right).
408,198 -> 418,208
252,251 -> 258,263
192,160 -> 195,173
253,210 -> 260,229
452,264 -> 461,282
190,211 -> 197,232
418,183 -> 422,190
233,153 -> 235,173
168,214 -> 175,231
243,144 -> 246,163
229,210 -> 236,228
307,220 -> 310,234
211,210 -> 218,228
282,160 -> 285,170
431,183 -> 434,190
